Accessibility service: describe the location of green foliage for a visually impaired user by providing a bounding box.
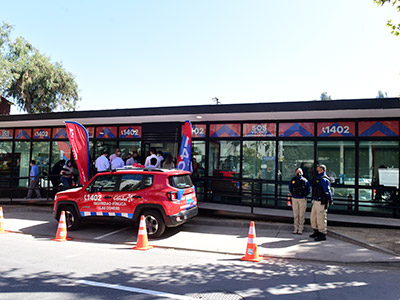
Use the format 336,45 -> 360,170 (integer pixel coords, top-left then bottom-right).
376,90 -> 388,98
0,21 -> 80,113
320,92 -> 332,101
374,0 -> 400,36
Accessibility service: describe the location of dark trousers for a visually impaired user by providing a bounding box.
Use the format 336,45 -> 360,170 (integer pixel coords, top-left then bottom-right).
27,178 -> 41,198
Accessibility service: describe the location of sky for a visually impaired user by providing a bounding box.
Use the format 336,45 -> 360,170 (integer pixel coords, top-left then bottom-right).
2,0 -> 400,114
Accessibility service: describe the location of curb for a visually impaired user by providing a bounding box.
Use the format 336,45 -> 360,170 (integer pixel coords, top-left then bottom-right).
4,223 -> 400,266
328,229 -> 399,257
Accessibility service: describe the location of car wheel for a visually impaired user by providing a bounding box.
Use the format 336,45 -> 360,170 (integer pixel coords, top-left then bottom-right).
62,205 -> 81,231
143,210 -> 166,238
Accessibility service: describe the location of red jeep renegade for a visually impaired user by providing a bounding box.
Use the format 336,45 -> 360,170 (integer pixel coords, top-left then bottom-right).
53,167 -> 198,238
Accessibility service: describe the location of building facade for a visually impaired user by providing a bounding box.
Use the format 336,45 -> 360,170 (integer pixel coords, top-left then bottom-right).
0,98 -> 399,218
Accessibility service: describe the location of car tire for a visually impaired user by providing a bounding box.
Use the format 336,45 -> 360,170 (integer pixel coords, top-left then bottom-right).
62,205 -> 81,231
143,210 -> 166,238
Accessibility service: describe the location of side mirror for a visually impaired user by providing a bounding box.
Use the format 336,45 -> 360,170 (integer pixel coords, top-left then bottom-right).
86,186 -> 93,193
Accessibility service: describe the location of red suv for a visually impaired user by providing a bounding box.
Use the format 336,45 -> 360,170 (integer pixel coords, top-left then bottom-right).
53,167 -> 198,238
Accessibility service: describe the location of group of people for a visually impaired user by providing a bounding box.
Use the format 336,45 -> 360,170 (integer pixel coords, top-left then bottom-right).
144,148 -> 175,169
94,147 -> 176,173
94,148 -> 141,173
289,164 -> 333,241
26,159 -> 75,199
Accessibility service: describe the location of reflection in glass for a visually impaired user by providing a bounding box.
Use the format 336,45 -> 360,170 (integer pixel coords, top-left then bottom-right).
95,141 -> 117,160
359,141 -> 399,188
243,141 -> 275,180
192,141 -> 206,178
32,142 -> 50,177
0,142 -> 13,193
119,141 -> 141,161
278,141 -> 314,181
14,141 -> 30,188
208,141 -> 241,177
317,141 -> 355,185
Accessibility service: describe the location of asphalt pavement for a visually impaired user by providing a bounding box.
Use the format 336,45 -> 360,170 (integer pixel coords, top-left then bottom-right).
1,203 -> 400,266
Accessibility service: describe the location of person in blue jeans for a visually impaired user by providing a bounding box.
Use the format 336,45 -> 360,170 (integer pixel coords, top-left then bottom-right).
26,160 -> 41,199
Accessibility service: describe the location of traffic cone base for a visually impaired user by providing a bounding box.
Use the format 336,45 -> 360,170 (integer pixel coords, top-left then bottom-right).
241,221 -> 262,262
52,211 -> 69,242
132,215 -> 153,251
0,207 -> 7,234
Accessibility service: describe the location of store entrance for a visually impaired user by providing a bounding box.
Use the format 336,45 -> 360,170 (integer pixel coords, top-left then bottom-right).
141,122 -> 181,167
143,142 -> 179,166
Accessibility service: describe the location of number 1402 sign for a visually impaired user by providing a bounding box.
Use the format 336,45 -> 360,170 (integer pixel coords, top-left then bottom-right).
318,122 -> 355,136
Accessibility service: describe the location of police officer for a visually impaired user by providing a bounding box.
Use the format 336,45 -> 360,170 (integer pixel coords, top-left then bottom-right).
310,164 -> 333,241
289,168 -> 310,235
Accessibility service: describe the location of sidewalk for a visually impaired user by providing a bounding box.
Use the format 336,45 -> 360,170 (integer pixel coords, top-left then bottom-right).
1,203 -> 400,265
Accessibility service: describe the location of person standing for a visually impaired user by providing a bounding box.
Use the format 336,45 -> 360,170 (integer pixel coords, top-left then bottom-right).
162,155 -> 175,169
145,148 -> 158,167
50,159 -> 65,188
60,160 -> 74,190
111,151 -> 125,170
109,148 -> 120,162
25,160 -> 41,199
156,150 -> 164,168
289,168 -> 310,235
310,164 -> 333,241
95,151 -> 110,173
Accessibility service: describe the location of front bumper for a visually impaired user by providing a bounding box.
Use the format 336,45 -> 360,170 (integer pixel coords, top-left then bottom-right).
165,206 -> 198,227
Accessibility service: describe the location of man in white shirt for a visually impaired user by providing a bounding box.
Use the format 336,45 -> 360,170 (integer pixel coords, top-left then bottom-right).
111,151 -> 125,170
109,148 -> 120,162
156,150 -> 164,168
145,148 -> 158,167
95,151 -> 110,172
126,153 -> 135,166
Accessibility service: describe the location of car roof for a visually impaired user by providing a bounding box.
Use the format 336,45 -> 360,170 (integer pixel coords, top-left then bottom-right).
108,167 -> 190,175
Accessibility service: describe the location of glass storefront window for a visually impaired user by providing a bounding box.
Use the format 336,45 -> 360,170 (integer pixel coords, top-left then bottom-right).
14,141 -> 30,188
243,141 -> 275,180
51,141 -> 71,165
192,141 -> 206,178
209,141 -> 241,178
95,141 -> 117,161
119,141 -> 141,159
0,141 -> 13,193
329,187 -> 355,211
278,141 -> 314,181
32,142 -> 50,178
317,141 -> 355,185
359,141 -> 399,187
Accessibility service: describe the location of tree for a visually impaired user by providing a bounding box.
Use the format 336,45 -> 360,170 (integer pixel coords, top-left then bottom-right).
377,90 -> 388,98
0,22 -> 80,113
374,0 -> 400,36
0,23 -> 13,94
320,92 -> 332,101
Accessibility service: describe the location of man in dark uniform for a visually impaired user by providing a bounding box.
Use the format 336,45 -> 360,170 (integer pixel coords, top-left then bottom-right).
309,164 -> 333,241
289,168 -> 310,234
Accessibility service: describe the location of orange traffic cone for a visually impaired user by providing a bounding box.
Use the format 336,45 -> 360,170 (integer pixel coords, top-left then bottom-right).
0,207 -> 7,234
241,221 -> 262,262
287,193 -> 292,206
52,211 -> 68,242
132,215 -> 153,250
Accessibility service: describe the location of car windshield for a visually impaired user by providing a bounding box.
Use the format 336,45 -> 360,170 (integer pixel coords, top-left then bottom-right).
169,175 -> 193,188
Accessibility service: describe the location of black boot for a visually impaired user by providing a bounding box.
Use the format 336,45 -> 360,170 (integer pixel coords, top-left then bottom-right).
314,232 -> 326,241
309,229 -> 318,238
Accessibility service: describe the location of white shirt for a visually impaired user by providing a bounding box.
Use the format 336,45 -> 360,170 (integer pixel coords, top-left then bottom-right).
156,155 -> 164,168
109,153 -> 117,162
95,155 -> 110,172
126,157 -> 135,165
111,157 -> 125,170
145,154 -> 158,167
